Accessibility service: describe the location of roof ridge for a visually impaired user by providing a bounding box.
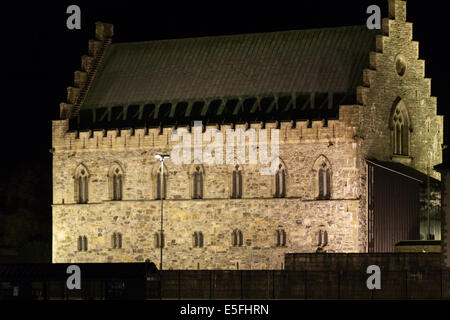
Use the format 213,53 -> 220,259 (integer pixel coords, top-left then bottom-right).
111,24 -> 372,47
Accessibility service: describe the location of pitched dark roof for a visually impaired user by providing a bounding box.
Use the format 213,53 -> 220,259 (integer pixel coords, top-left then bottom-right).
73,25 -> 378,130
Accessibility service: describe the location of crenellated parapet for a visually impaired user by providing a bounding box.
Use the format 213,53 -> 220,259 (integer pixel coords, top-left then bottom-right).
59,22 -> 114,120
52,104 -> 361,152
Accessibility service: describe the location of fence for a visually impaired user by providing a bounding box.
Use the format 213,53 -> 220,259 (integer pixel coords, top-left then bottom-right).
145,269 -> 450,300
2,269 -> 450,300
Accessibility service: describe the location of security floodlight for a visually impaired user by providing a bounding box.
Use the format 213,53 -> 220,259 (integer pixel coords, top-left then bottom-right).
155,154 -> 170,161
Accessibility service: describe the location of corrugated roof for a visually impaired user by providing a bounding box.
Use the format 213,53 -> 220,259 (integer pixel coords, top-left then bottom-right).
81,25 -> 378,110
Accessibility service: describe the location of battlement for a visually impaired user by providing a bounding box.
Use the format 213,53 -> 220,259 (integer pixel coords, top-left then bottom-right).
52,105 -> 362,152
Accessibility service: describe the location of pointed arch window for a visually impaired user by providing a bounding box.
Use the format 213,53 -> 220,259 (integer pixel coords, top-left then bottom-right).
75,166 -> 89,204
111,167 -> 123,200
274,163 -> 286,198
193,166 -> 204,199
318,162 -> 331,200
232,165 -> 242,198
390,100 -> 410,156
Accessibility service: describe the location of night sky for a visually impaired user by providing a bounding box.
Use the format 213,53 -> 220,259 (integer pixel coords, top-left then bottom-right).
0,1 -> 448,258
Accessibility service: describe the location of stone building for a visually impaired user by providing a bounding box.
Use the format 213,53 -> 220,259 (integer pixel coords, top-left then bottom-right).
52,0 -> 443,269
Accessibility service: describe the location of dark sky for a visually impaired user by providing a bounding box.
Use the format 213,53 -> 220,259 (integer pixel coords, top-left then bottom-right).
1,0 -> 448,173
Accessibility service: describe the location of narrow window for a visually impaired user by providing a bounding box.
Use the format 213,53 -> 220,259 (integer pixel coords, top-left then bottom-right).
77,236 -> 83,251
111,167 -> 123,200
76,168 -> 88,204
318,162 -> 331,200
117,233 -> 122,248
232,165 -> 242,198
323,231 -> 328,246
154,232 -> 164,248
155,233 -> 160,248
318,230 -> 322,246
112,233 -> 117,249
238,230 -> 243,247
199,232 -> 204,248
193,232 -> 198,248
193,166 -> 203,199
275,164 -> 286,198
276,229 -> 287,247
232,230 -> 237,247
83,236 -> 88,251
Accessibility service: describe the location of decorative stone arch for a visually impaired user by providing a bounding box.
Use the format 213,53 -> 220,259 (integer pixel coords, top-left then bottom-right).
152,162 -> 169,200
389,98 -> 412,156
312,155 -> 332,200
229,164 -> 244,198
107,162 -> 125,200
73,163 -> 90,204
188,164 -> 205,199
272,158 -> 288,198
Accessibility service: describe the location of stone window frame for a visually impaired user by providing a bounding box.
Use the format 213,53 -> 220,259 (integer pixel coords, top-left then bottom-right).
73,164 -> 90,204
153,162 -> 168,200
77,235 -> 88,251
231,229 -> 243,247
389,98 -> 412,156
275,229 -> 287,247
312,155 -> 332,200
272,159 -> 287,198
112,232 -> 123,249
189,164 -> 205,199
230,164 -> 243,198
107,162 -> 125,201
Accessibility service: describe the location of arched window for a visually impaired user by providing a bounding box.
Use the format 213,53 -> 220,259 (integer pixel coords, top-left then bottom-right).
276,229 -> 287,247
78,236 -> 88,251
313,156 -> 331,200
390,99 -> 411,156
232,165 -> 243,198
74,165 -> 89,204
274,163 -> 286,198
232,230 -> 243,247
155,232 -> 164,248
192,166 -> 204,199
110,166 -> 123,201
318,162 -> 331,199
112,232 -> 122,249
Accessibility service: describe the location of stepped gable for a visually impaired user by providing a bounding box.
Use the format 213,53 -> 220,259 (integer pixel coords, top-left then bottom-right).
65,24 -> 380,130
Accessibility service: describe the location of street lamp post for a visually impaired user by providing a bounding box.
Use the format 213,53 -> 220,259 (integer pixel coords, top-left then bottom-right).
155,154 -> 170,272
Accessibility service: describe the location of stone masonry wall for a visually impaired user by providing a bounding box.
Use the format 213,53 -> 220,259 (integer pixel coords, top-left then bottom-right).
52,116 -> 362,269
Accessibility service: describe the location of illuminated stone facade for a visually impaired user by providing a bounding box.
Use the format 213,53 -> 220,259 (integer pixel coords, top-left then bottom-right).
52,0 -> 443,269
